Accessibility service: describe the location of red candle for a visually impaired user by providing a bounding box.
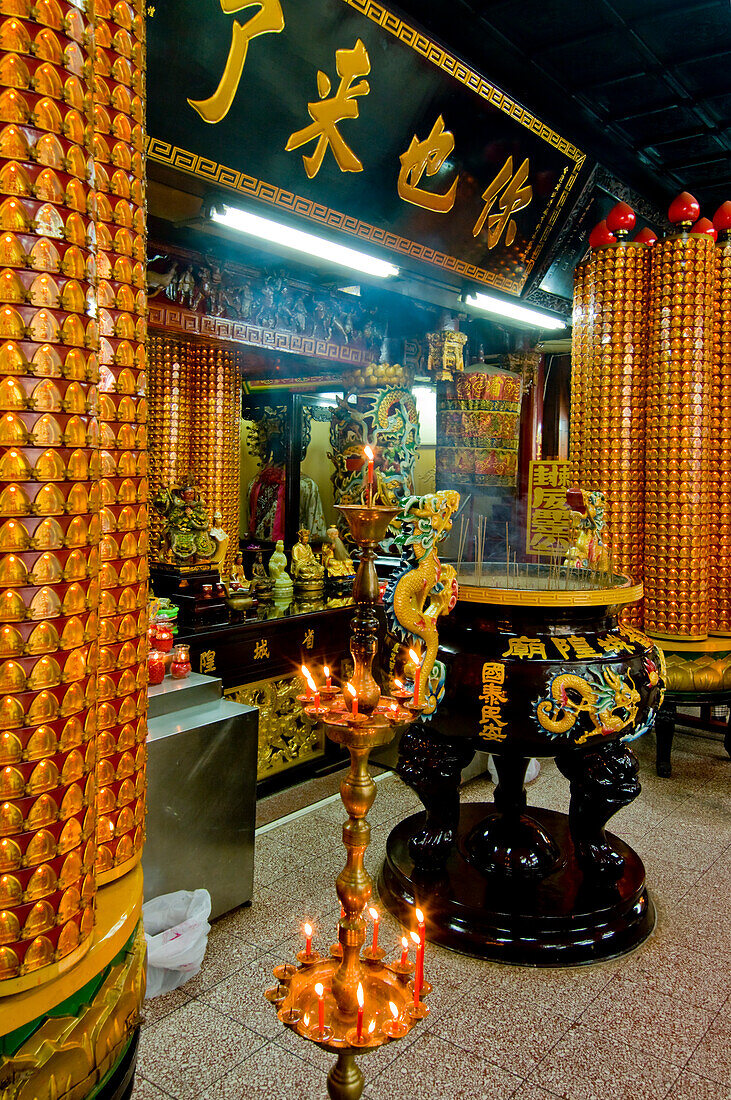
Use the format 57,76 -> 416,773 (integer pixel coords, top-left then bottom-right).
324,665 -> 332,690
356,982 -> 364,1040
409,648 -> 422,702
147,649 -> 165,686
304,922 -> 313,956
410,931 -> 422,1001
301,665 -> 313,699
368,907 -> 379,952
364,445 -> 374,506
315,982 -> 325,1036
346,682 -> 358,716
400,936 -> 409,965
415,907 -> 425,992
314,689 -> 320,709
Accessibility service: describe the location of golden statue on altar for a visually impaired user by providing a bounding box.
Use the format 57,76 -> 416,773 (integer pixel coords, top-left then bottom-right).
291,527 -> 325,594
152,477 -> 216,566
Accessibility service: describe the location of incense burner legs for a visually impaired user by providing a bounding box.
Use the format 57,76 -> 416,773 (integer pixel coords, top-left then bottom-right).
556,740 -> 641,881
396,723 -> 475,871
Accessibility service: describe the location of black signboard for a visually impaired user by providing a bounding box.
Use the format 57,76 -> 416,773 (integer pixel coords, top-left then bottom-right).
147,0 -> 589,297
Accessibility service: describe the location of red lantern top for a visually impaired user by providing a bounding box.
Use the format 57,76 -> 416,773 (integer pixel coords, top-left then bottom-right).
589,220 -> 616,248
691,217 -> 717,241
668,191 -> 700,225
634,227 -> 658,246
713,201 -> 731,232
606,201 -> 636,234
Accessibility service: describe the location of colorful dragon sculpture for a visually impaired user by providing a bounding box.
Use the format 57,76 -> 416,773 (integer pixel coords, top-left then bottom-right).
535,665 -> 641,745
384,490 -> 460,717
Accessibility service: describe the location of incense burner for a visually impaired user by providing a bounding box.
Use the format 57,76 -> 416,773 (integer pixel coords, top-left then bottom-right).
380,567 -> 665,965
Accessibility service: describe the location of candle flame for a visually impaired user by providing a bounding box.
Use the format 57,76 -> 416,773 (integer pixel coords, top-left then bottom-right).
415,908 -> 424,923
410,931 -> 420,945
389,1001 -> 398,1020
368,1020 -> 376,1034
364,444 -> 374,461
323,665 -> 330,678
304,922 -> 313,937
315,983 -> 324,998
394,678 -> 404,690
401,936 -> 408,949
368,906 -> 378,921
408,648 -> 421,665
301,665 -> 316,690
304,1012 -> 310,1027
356,982 -> 364,1008
346,682 -> 357,699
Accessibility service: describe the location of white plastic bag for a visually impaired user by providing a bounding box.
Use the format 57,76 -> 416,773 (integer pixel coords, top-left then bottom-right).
143,888 -> 212,998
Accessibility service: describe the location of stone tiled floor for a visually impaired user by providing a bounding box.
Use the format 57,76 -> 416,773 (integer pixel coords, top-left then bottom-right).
133,729 -> 730,1100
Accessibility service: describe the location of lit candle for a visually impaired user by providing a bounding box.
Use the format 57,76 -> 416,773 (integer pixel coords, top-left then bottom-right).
410,931 -> 422,1002
368,906 -> 379,952
409,648 -> 422,703
324,665 -> 332,689
400,936 -> 409,965
346,682 -> 358,716
368,1020 -> 376,1037
304,922 -> 313,956
415,907 -> 425,992
389,1001 -> 399,1024
315,982 -> 325,1036
301,665 -> 312,699
393,678 -> 405,692
364,444 -> 374,506
303,667 -> 320,709
356,982 -> 364,1040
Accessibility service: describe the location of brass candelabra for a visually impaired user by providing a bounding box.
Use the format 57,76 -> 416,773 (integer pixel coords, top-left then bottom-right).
266,506 -> 430,1100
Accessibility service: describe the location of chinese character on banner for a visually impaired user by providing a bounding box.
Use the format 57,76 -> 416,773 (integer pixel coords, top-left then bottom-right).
398,115 -> 459,213
188,1 -> 285,124
478,662 -> 508,741
525,460 -> 571,557
473,155 -> 532,248
200,649 -> 216,674
286,39 -> 370,178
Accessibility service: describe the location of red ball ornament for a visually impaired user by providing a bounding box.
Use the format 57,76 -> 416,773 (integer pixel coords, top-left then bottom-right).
668,191 -> 700,224
606,201 -> 636,234
589,220 -> 616,248
634,227 -> 658,245
713,201 -> 731,231
691,217 -> 717,240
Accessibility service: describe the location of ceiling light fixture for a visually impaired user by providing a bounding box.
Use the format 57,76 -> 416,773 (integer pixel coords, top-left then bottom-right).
209,203 -> 400,279
464,291 -> 566,330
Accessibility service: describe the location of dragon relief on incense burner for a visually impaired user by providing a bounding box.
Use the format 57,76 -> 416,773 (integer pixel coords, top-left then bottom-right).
534,665 -> 641,744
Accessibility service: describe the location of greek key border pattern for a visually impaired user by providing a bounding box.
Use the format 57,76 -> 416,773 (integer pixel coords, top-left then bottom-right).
340,0 -> 585,162
147,302 -> 371,364
147,138 -> 526,295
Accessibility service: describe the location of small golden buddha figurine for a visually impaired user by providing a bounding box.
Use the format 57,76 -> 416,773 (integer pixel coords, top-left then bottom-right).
251,551 -> 273,599
322,525 -> 355,578
230,551 -> 249,591
291,527 -> 325,594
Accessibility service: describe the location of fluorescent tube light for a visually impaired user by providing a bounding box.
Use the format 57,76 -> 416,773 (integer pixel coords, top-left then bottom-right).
464,292 -> 566,330
210,203 -> 399,279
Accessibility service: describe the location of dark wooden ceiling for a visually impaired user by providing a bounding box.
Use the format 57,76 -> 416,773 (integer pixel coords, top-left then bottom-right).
395,0 -> 730,213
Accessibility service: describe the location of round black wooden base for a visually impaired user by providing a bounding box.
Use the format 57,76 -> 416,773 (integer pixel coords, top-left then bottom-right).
379,805 -> 655,967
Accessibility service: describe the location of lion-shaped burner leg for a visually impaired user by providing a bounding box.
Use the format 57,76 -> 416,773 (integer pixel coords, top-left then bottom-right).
396,722 -> 475,871
556,739 -> 641,882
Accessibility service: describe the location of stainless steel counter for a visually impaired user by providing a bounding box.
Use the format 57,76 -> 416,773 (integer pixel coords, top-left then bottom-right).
144,673 -> 258,919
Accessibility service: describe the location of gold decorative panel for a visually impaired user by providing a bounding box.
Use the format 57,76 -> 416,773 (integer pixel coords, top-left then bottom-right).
225,673 -> 326,780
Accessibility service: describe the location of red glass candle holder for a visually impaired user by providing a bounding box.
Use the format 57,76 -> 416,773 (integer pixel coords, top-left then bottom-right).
170,643 -> 191,680
148,648 -> 165,685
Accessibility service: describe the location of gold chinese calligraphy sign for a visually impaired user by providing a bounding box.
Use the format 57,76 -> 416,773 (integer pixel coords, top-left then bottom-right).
525,460 -> 571,558
147,0 -> 586,298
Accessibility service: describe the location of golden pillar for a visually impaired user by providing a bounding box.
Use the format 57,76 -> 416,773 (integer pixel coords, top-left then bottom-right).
188,342 -> 241,573
644,195 -> 716,640
0,0 -> 101,988
93,0 -> 148,884
568,208 -> 651,625
710,202 -> 731,636
148,336 -> 241,572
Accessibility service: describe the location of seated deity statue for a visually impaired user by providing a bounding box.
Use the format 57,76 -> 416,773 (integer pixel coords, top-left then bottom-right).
291,528 -> 325,589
